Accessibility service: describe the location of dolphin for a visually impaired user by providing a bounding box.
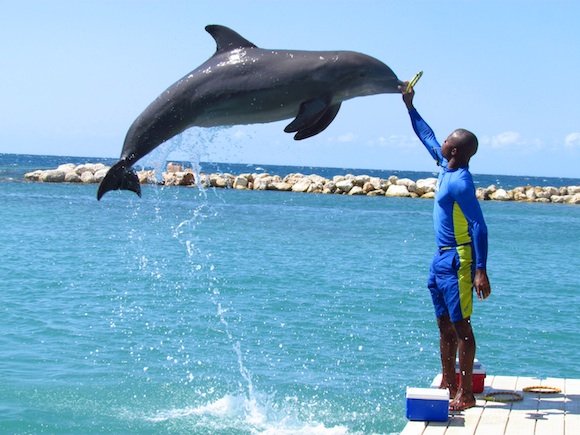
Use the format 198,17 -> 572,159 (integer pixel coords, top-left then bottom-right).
97,24 -> 403,200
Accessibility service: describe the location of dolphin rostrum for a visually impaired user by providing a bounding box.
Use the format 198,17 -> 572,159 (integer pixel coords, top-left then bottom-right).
97,24 -> 403,200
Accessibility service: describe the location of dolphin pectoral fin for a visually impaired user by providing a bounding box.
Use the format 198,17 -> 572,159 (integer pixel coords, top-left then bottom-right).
294,103 -> 342,140
284,98 -> 330,133
97,160 -> 141,201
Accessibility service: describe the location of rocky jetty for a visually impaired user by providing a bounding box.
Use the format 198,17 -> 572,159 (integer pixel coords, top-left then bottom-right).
24,163 -> 580,204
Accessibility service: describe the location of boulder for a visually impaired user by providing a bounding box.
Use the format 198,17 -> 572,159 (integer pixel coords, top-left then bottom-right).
368,177 -> 382,190
75,164 -> 96,175
292,179 -> 312,193
416,178 -> 437,195
64,172 -> 82,183
94,169 -> 109,183
175,171 -> 194,186
80,171 -> 96,183
308,174 -> 328,185
362,181 -> 375,194
525,187 -> 536,201
512,191 -> 528,202
536,186 -> 558,199
57,163 -> 76,173
385,184 -> 410,197
306,181 -> 324,194
396,177 -> 417,193
239,173 -> 254,183
348,186 -> 365,195
353,175 -> 370,187
198,174 -> 211,188
335,179 -> 354,193
24,170 -> 43,181
233,175 -> 249,190
271,182 -> 292,191
550,195 -> 568,204
40,170 -> 66,182
568,193 -> 580,205
490,189 -> 511,201
210,173 -> 233,188
284,173 -> 305,185
322,181 -> 337,194
253,176 -> 271,190
137,170 -> 157,184
476,187 -> 489,200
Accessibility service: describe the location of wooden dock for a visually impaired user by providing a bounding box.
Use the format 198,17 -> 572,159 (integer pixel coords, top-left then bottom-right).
400,375 -> 580,434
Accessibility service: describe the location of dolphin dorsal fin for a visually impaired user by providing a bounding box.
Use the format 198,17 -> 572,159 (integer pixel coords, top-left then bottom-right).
205,25 -> 257,53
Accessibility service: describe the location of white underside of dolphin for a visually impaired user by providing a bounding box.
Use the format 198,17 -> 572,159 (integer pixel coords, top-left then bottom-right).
97,25 -> 403,200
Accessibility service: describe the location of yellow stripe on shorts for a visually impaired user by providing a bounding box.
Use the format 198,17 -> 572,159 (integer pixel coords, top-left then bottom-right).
456,244 -> 473,319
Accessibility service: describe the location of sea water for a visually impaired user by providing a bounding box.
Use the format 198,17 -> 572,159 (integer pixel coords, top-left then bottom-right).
1,153 -> 579,434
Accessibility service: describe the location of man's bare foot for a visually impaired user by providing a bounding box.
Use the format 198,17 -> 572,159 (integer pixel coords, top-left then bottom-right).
449,392 -> 476,411
439,380 -> 457,399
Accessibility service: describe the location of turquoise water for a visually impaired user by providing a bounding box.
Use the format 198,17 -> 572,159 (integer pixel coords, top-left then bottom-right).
1,155 -> 579,434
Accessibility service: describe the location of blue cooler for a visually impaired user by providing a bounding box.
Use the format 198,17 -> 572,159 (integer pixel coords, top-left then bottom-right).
406,387 -> 449,422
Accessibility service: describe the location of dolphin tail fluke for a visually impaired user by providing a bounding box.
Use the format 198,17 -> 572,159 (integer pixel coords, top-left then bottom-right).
97,160 -> 141,200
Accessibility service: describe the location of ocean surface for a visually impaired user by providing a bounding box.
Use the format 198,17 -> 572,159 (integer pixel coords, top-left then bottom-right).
1,153 -> 579,434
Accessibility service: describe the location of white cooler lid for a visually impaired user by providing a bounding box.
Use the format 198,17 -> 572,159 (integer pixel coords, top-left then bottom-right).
406,387 -> 450,400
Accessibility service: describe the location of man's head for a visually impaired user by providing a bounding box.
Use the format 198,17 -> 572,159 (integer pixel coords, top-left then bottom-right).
442,129 -> 479,166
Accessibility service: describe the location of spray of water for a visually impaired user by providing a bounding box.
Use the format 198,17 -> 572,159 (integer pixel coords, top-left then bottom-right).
111,128 -> 352,433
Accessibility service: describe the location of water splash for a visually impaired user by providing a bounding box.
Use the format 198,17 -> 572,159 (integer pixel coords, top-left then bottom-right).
143,392 -> 351,434
111,126 -> 265,421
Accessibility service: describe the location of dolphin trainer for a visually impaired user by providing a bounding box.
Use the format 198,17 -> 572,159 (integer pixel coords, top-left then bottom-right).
97,24 -> 403,200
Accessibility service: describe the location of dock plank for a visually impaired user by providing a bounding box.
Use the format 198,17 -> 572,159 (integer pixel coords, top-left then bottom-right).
534,378 -> 566,435
564,378 -> 580,435
474,375 -> 518,435
503,376 -> 541,435
399,420 -> 427,435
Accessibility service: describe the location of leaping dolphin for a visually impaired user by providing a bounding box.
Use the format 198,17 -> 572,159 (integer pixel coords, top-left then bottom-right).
97,24 -> 403,200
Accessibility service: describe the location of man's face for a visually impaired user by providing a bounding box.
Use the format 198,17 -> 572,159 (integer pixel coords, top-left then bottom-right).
442,133 -> 459,160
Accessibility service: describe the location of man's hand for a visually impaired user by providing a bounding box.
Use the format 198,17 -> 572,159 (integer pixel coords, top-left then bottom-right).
474,269 -> 491,300
399,81 -> 415,110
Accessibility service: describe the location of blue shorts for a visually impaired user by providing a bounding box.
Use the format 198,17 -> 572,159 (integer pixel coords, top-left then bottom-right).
427,245 -> 475,322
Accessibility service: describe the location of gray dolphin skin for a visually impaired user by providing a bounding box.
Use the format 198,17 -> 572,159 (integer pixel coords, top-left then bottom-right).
97,24 -> 403,200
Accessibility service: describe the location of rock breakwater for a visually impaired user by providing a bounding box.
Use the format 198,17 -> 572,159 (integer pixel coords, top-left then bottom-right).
24,163 -> 580,204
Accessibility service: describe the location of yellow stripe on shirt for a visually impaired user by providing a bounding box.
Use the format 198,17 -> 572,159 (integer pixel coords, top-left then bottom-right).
452,202 -> 471,246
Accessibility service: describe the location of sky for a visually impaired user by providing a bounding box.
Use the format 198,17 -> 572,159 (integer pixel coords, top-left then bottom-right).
1,0 -> 579,178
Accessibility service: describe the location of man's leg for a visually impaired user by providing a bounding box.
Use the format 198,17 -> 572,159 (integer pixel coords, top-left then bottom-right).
450,318 -> 476,411
437,314 -> 458,398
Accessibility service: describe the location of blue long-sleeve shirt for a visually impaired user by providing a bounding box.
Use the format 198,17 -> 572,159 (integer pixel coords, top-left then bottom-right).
409,108 -> 488,270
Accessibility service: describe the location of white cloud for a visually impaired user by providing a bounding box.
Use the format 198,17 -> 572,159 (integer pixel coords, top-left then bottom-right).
368,134 -> 420,149
564,132 -> 580,149
489,131 -> 523,148
336,132 -> 356,143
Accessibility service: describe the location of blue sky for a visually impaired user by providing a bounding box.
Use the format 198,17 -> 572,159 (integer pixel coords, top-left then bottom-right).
1,0 -> 579,177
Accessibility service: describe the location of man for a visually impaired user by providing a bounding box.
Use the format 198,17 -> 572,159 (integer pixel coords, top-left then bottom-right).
401,85 -> 491,411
